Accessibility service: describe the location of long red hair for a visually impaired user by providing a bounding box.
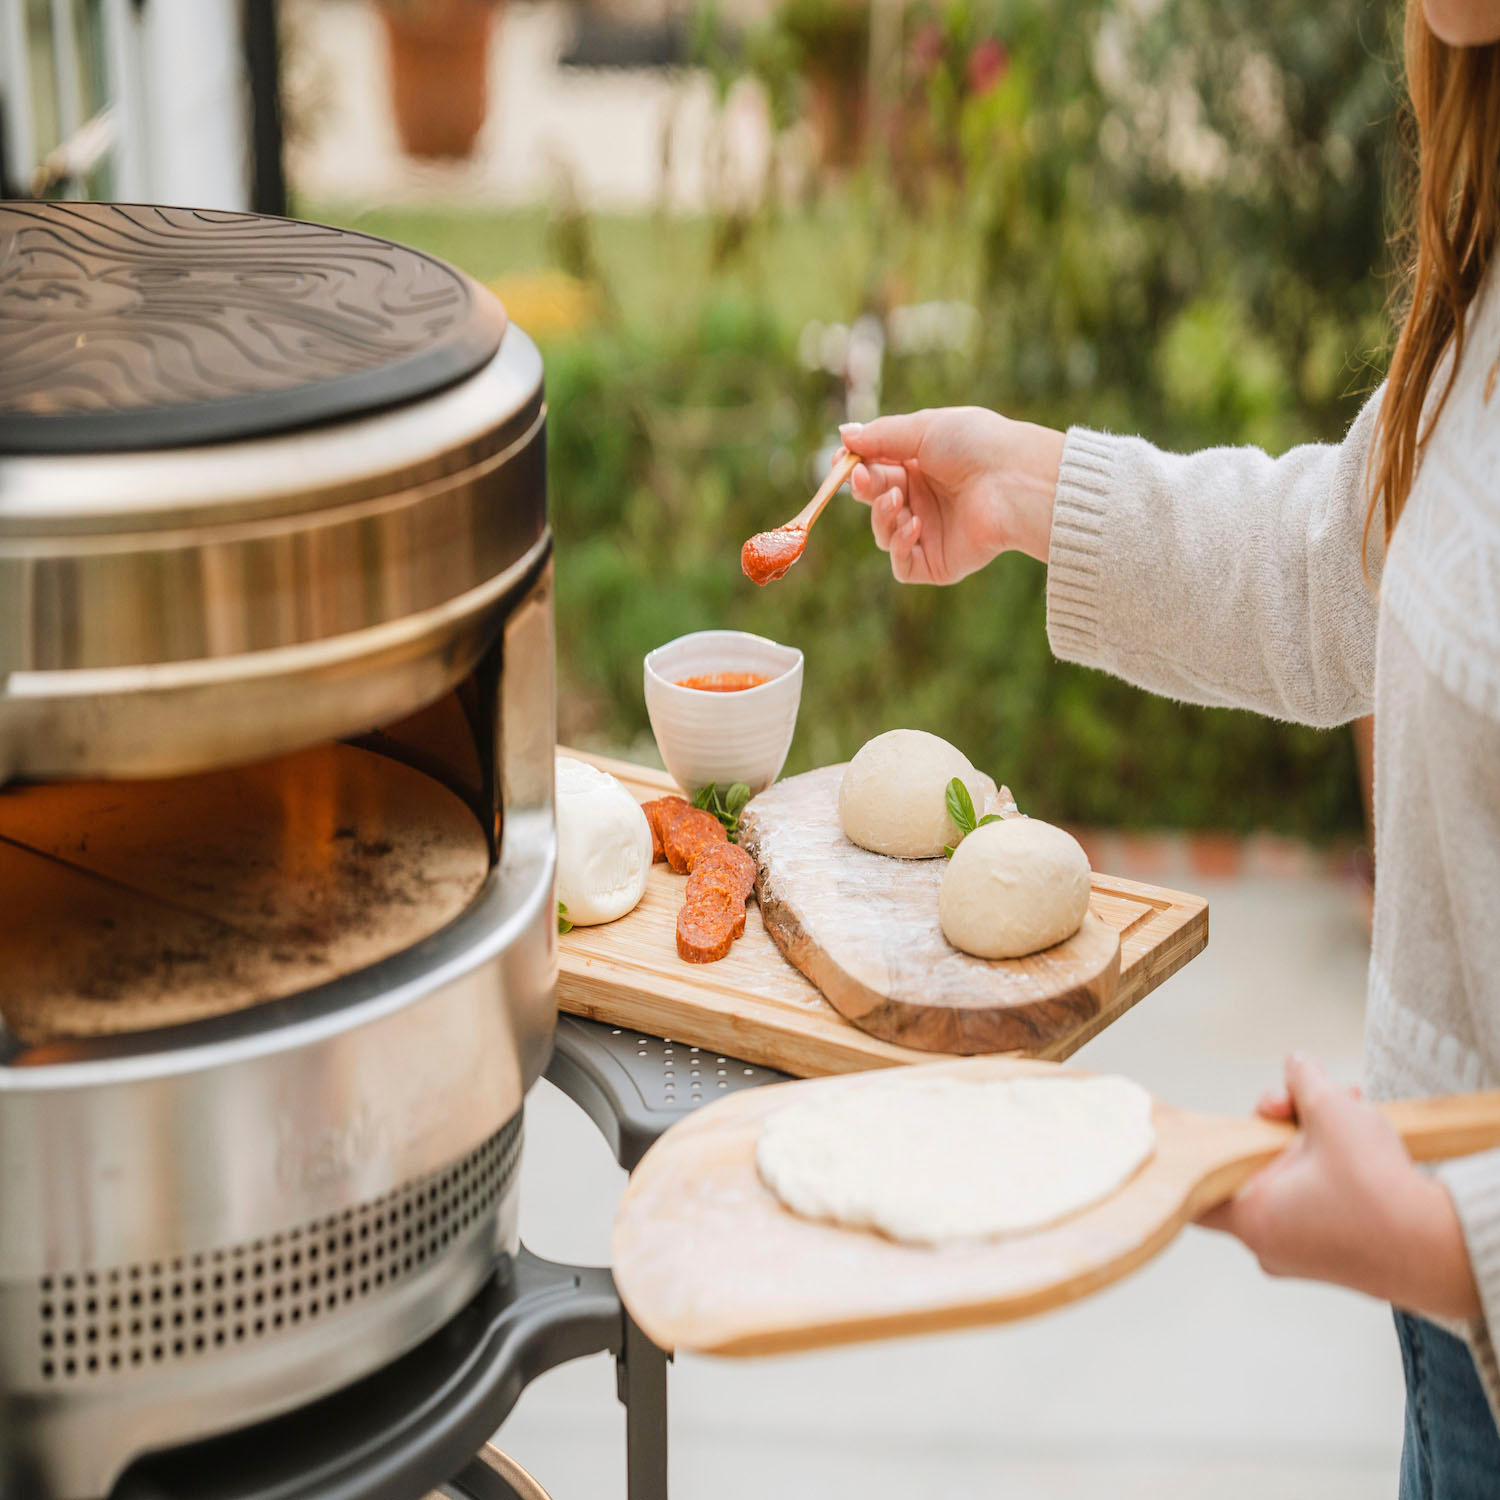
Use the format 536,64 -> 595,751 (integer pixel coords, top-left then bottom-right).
1368,7 -> 1500,552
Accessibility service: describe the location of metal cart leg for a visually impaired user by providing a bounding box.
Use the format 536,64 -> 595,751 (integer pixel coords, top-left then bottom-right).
542,1016 -> 789,1500
619,1314 -> 669,1500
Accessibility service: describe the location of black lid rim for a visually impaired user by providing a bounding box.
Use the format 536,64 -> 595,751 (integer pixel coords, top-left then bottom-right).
0,327 -> 504,455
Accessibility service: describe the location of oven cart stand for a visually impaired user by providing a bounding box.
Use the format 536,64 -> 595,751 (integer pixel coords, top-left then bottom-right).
81,1017 -> 786,1500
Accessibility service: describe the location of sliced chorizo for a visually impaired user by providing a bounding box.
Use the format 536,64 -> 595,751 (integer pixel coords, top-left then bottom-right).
641,796 -> 692,864
682,876 -> 747,940
662,806 -> 727,874
677,842 -> 754,962
676,889 -> 743,963
688,842 -> 756,902
640,795 -> 684,863
640,798 -> 756,963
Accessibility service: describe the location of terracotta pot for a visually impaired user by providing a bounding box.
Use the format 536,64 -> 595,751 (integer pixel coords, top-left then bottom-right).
804,66 -> 868,170
377,0 -> 500,160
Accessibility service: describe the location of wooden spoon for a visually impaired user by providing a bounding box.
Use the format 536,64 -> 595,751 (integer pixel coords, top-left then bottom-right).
612,1054 -> 1500,1357
741,448 -> 861,585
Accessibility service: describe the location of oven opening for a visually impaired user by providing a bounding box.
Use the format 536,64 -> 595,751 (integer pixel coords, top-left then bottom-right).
0,686 -> 496,1061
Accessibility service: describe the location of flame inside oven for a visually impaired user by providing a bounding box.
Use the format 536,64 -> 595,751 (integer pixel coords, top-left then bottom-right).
0,720 -> 492,1055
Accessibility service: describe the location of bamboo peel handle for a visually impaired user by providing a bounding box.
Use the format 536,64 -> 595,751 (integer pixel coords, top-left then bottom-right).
1381,1090 -> 1500,1162
1191,1090 -> 1500,1221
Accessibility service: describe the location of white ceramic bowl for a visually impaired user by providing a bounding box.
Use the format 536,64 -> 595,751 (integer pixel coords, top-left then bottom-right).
644,630 -> 803,794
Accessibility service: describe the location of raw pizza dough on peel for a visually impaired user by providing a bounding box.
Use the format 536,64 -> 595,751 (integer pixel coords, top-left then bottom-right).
755,1074 -> 1156,1246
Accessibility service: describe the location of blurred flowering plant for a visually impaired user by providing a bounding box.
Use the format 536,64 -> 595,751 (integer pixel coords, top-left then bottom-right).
891,0 -> 1017,201
767,0 -> 873,170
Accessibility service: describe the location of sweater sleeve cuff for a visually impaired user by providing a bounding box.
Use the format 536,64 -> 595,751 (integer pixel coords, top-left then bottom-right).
1436,1151 -> 1500,1415
1045,427 -> 1129,670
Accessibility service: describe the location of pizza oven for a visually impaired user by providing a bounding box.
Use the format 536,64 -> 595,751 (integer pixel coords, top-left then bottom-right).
0,202 -> 557,1498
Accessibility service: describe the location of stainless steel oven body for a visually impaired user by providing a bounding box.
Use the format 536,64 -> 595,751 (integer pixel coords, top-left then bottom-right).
0,203 -> 558,1499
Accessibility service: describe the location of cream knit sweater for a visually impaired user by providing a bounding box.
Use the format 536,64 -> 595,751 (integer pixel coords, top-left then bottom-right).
1045,272 -> 1500,1419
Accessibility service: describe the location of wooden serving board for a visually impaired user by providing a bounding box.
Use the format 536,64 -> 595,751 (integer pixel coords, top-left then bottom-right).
613,1057 -> 1500,1357
557,749 -> 1208,1077
740,765 -> 1119,1054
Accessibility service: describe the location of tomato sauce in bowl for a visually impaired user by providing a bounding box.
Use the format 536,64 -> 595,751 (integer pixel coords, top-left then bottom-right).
643,630 -> 804,793
675,672 -> 772,692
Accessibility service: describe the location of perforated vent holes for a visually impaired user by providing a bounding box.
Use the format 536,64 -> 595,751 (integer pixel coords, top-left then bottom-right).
611,1029 -> 767,1109
34,1117 -> 521,1383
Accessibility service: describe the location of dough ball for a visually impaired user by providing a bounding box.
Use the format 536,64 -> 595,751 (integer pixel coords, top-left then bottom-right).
940,817 -> 1090,959
838,729 -> 993,858
555,756 -> 653,925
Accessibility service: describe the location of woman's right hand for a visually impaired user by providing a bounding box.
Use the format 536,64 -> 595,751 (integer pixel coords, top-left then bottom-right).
839,407 -> 1065,584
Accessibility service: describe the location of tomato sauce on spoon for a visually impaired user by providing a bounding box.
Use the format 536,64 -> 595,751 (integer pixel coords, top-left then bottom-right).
740,449 -> 860,586
741,525 -> 809,586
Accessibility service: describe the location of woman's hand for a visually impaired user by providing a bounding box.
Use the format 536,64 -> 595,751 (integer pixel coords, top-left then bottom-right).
1198,1053 -> 1482,1323
839,408 -> 1065,584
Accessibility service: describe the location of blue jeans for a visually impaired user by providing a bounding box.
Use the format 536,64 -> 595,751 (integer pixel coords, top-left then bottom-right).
1395,1309 -> 1500,1498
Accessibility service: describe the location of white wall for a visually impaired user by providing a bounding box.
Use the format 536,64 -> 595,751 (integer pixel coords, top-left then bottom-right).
0,0 -> 40,189
136,0 -> 249,209
0,0 -> 248,207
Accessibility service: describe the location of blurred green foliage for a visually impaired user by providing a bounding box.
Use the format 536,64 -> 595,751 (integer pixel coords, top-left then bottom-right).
541,310 -> 1367,836
313,0 -> 1404,836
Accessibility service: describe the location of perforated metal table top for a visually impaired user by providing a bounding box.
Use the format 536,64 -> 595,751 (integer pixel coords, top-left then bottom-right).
546,1015 -> 790,1171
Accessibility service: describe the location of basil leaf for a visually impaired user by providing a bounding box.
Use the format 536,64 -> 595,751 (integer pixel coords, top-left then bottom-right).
557,901 -> 573,934
694,780 -> 754,840
942,843 -> 957,858
977,813 -> 1004,827
945,777 -> 977,835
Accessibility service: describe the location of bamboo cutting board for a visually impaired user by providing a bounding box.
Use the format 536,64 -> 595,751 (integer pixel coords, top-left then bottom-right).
740,765 -> 1121,1054
558,750 -> 1207,1076
613,1056 -> 1500,1356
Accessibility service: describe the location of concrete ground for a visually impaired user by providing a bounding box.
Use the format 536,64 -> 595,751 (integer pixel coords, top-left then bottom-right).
501,868 -> 1402,1498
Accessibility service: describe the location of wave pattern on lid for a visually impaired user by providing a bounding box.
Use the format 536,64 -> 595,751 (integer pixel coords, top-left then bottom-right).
0,202 -> 506,451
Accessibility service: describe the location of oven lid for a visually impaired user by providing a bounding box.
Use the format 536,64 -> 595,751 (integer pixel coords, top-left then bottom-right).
0,202 -> 541,535
0,202 -> 507,456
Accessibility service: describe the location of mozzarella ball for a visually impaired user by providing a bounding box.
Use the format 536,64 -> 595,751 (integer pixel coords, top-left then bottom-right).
555,756 -> 653,925
838,729 -> 994,858
940,817 -> 1091,959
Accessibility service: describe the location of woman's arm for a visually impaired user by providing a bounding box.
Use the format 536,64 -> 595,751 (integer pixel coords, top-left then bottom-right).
842,389 -> 1385,729
1047,398 -> 1384,728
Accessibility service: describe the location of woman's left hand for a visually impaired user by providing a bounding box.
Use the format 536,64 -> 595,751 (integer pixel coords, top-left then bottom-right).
1197,1052 -> 1482,1322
